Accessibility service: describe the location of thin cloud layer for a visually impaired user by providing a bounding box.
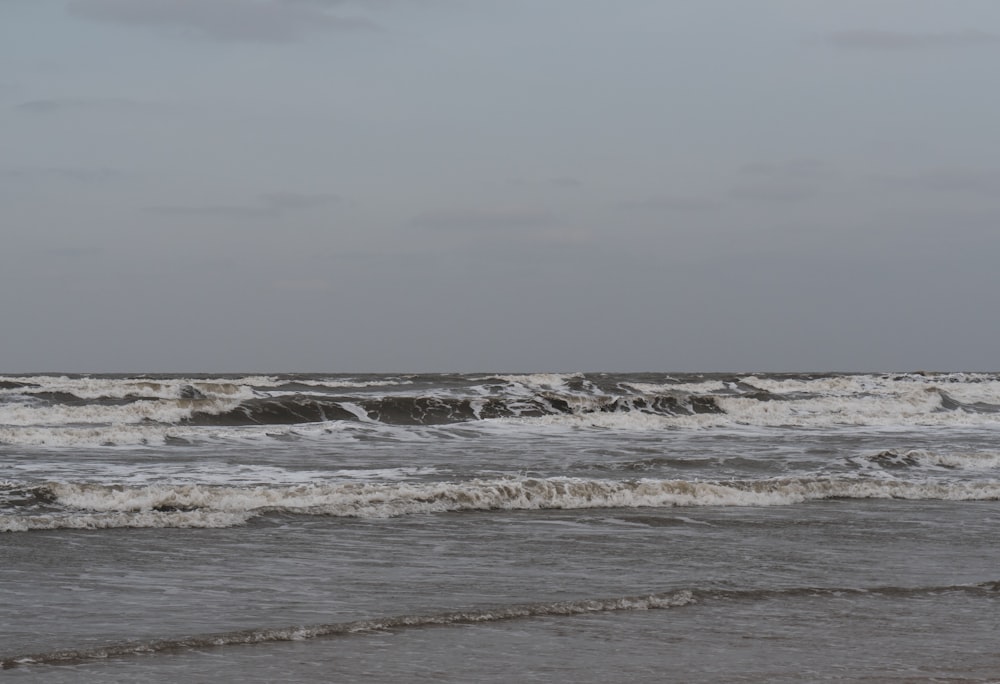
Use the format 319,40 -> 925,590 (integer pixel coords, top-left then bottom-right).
829,29 -> 1000,50
261,192 -> 341,210
729,159 -> 835,204
614,196 -> 720,213
14,97 -> 145,114
6,0 -> 1000,371
729,183 -> 818,203
0,166 -> 121,183
411,208 -> 554,231
879,169 -> 1000,195
506,176 -> 584,190
68,0 -> 376,42
147,193 -> 339,219
739,159 -> 835,180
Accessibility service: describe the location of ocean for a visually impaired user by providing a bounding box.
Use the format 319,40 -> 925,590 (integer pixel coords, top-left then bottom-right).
2,372 -> 999,682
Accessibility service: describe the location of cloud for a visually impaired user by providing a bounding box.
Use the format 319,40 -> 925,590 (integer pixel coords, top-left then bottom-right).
67,0 -> 376,42
547,176 -> 584,189
739,158 -> 835,180
410,208 -> 554,231
260,192 -> 341,210
14,97 -> 145,114
147,204 -> 279,219
614,196 -> 720,213
729,183 -> 817,203
0,166 -> 122,182
505,176 -> 585,190
828,29 -> 1000,51
878,168 -> 1000,195
727,158 -> 835,204
272,278 -> 332,292
147,192 -> 339,219
41,246 -> 105,258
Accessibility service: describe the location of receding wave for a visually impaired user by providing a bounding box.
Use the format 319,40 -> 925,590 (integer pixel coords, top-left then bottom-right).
5,476 -> 1000,531
3,581 -> 997,670
2,590 -> 696,669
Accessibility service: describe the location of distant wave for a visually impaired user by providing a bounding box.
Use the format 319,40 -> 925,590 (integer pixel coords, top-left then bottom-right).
4,581 -> 997,670
5,475 -> 1000,531
3,372 -> 1000,447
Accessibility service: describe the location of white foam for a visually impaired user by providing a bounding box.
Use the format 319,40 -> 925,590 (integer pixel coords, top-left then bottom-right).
862,449 -> 1000,471
932,381 -> 1000,406
277,378 -> 415,389
0,375 -> 263,401
476,377 -> 1000,430
0,398 -> 247,428
491,373 -> 587,391
716,386 -> 1000,427
924,451 -> 1000,470
740,373 -> 1000,407
5,373 -> 1000,443
329,467 -> 442,480
739,374 -> 886,396
0,421 -> 362,448
490,411 -> 726,431
0,509 -> 252,532
0,424 -> 180,447
4,460 -> 439,487
622,380 -> 729,394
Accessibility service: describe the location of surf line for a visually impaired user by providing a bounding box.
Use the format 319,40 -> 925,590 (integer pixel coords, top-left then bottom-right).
4,581 -> 998,669
3,590 -> 696,669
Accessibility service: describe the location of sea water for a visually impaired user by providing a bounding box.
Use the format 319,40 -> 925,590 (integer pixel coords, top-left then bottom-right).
2,372 -> 999,681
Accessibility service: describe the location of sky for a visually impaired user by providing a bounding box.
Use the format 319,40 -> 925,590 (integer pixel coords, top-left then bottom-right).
2,0 -> 999,372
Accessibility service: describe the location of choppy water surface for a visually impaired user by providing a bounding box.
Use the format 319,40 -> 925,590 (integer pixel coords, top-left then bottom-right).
2,372 -> 1000,681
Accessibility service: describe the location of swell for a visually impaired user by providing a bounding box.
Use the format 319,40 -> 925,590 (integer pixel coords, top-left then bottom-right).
3,581 -> 997,670
6,476 -> 1000,531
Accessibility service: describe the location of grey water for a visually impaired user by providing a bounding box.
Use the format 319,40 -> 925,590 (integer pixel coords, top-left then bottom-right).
2,372 -> 1000,681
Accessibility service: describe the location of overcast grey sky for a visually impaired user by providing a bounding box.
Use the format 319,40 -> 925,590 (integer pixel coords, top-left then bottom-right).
2,0 -> 999,372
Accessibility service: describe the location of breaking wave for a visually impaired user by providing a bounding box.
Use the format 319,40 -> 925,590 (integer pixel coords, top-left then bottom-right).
5,475 -> 1000,532
4,372 -> 1000,448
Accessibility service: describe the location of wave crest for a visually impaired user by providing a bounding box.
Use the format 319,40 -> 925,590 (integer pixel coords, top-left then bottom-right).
5,476 -> 999,532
